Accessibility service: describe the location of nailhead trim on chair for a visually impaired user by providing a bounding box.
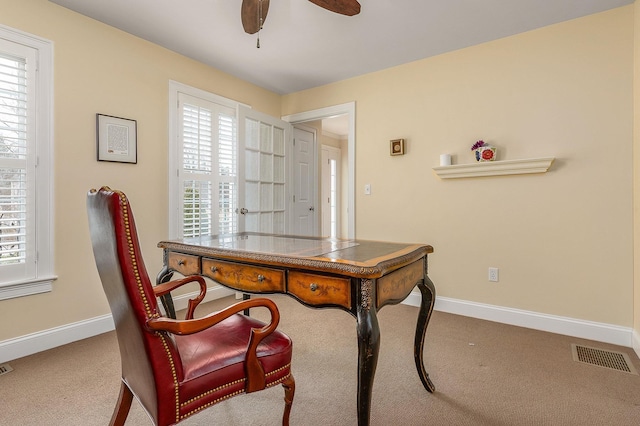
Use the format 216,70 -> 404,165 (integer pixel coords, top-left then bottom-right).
180,362 -> 293,408
115,189 -> 182,424
180,372 -> 294,420
180,378 -> 245,407
263,372 -> 294,394
159,334 -> 182,422
181,389 -> 245,419
118,192 -> 152,317
266,363 -> 291,378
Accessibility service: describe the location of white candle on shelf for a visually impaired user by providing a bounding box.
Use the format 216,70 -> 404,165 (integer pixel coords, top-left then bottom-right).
440,154 -> 452,166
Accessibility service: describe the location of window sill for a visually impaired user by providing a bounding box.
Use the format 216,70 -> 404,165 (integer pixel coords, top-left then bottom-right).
433,157 -> 555,179
0,276 -> 57,300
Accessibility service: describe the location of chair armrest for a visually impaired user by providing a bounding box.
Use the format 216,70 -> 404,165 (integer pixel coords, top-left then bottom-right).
153,276 -> 206,319
147,298 -> 281,392
147,297 -> 279,335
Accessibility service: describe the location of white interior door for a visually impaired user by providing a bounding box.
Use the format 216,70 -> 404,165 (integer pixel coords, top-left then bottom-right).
238,106 -> 292,234
292,126 -> 318,236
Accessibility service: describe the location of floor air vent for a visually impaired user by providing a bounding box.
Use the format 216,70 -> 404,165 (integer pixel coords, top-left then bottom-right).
571,344 -> 638,375
0,363 -> 13,376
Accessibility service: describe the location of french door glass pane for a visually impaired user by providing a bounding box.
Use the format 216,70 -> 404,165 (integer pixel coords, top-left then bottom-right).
245,212 -> 258,232
245,181 -> 260,211
274,184 -> 285,210
245,118 -> 259,150
245,150 -> 260,181
273,212 -> 285,234
260,123 -> 272,152
273,127 -> 284,155
260,153 -> 273,181
260,183 -> 273,211
260,212 -> 273,233
274,155 -> 285,183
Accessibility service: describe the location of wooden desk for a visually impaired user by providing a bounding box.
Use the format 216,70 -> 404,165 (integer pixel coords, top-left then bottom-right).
157,233 -> 436,425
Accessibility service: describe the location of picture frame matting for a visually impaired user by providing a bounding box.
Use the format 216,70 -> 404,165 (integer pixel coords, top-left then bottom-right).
96,114 -> 137,163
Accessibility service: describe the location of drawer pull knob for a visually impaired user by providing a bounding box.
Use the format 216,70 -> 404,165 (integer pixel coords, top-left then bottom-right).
310,283 -> 318,292
210,266 -> 218,273
178,260 -> 185,266
257,274 -> 265,283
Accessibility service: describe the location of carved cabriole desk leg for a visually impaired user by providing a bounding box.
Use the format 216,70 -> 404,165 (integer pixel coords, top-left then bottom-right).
414,271 -> 436,392
356,278 -> 380,426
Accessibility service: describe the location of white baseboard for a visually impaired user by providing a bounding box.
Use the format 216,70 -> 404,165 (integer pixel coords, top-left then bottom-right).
0,285 -> 234,364
403,291 -> 634,348
0,313 -> 115,364
2,288 -> 635,364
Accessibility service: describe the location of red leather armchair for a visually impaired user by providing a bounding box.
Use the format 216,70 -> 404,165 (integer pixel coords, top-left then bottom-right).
87,187 -> 294,425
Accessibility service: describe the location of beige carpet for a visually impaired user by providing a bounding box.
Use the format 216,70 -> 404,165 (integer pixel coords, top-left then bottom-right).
2,294 -> 640,425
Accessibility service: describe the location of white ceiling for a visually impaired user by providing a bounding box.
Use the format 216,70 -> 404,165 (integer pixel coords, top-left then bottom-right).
49,0 -> 632,97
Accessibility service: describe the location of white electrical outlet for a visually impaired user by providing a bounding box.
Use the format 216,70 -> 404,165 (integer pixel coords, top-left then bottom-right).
364,184 -> 371,195
488,267 -> 499,282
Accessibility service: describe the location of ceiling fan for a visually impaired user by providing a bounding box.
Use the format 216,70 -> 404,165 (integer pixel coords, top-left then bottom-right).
241,0 -> 361,34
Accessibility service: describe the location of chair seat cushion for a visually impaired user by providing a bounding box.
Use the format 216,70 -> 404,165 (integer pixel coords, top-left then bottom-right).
174,313 -> 293,414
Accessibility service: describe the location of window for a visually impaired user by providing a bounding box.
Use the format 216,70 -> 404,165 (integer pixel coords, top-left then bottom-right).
0,25 -> 54,300
169,82 -> 240,239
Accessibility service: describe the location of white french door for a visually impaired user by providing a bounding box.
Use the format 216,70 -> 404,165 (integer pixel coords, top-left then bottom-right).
237,106 -> 292,234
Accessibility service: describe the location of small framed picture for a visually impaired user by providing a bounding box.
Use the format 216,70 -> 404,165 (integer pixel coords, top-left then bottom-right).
96,114 -> 137,163
390,139 -> 405,156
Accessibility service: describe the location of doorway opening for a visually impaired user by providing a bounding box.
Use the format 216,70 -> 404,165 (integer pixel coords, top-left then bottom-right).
282,102 -> 355,239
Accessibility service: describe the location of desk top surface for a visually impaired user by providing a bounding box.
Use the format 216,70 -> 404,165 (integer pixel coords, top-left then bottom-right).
159,233 -> 433,278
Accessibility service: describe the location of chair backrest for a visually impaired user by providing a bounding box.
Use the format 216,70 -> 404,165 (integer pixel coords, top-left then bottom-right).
87,187 -> 180,423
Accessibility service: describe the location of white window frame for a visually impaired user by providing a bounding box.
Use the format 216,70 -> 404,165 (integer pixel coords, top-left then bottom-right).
168,81 -> 246,239
0,24 -> 55,300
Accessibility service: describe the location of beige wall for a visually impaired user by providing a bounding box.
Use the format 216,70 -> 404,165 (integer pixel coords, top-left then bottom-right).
283,6 -> 635,327
0,0 -> 281,341
634,0 -> 640,353
1,2 -> 637,345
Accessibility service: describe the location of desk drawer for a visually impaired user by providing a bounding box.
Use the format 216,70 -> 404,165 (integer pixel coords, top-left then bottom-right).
288,271 -> 351,309
202,258 -> 285,293
168,252 -> 200,276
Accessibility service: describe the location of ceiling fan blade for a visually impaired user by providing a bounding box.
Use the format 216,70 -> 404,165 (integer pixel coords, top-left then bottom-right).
308,0 -> 361,16
241,0 -> 270,34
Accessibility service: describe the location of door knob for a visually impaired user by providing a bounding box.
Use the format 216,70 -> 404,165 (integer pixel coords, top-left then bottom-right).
309,206 -> 315,211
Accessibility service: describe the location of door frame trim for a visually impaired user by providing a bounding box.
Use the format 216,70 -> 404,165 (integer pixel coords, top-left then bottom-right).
282,102 -> 355,239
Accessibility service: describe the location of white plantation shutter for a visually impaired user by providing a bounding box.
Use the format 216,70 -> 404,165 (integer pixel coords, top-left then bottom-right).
182,103 -> 213,237
218,113 -> 237,234
0,27 -> 54,299
177,93 -> 238,237
0,53 -> 29,268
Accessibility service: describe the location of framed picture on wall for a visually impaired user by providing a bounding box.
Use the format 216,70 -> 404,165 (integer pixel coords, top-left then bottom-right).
390,138 -> 405,156
96,114 -> 137,163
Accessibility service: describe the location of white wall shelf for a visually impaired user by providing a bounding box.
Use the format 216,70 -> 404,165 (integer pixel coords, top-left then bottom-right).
433,157 -> 555,179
